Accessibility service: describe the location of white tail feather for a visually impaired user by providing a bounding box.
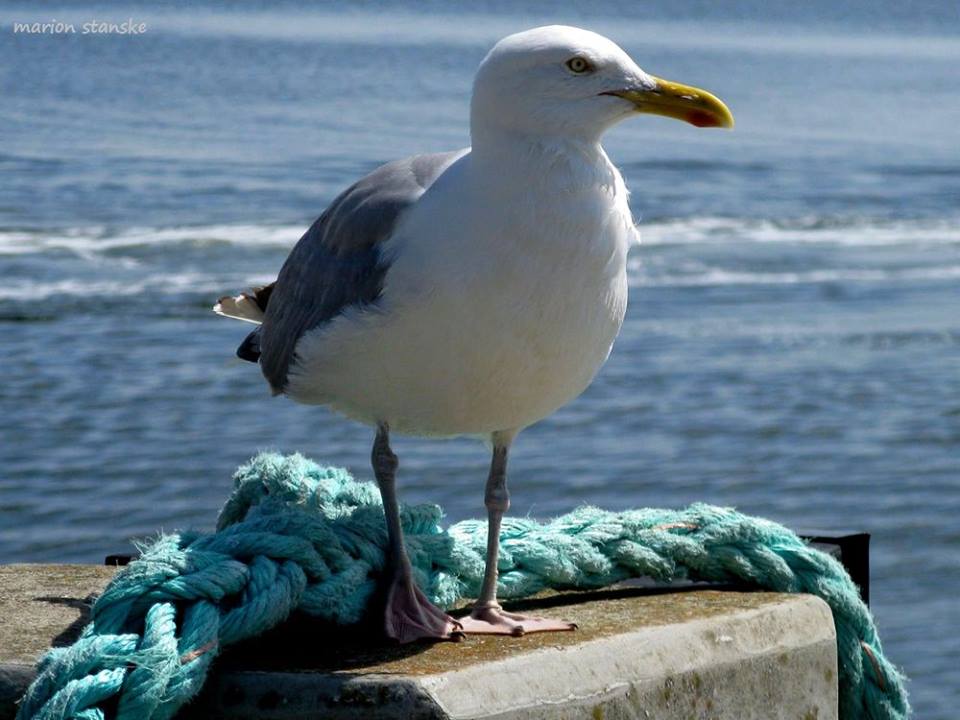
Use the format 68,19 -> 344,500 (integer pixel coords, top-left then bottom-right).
213,293 -> 264,324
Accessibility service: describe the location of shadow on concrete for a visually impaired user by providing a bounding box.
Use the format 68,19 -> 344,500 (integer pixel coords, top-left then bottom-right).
31,594 -> 97,648
216,579 -> 755,675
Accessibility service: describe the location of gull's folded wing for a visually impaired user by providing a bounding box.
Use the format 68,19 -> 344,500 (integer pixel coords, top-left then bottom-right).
251,151 -> 465,393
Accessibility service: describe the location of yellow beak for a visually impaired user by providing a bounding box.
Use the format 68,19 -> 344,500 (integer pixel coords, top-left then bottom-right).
604,76 -> 734,129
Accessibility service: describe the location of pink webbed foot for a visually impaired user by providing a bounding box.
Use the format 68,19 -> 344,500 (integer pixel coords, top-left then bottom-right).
385,576 -> 465,643
457,603 -> 578,637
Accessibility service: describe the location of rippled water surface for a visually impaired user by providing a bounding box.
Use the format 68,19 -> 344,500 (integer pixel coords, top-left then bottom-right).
2,2 -> 958,716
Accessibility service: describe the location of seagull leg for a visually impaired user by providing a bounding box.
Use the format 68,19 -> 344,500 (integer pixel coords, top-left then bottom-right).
458,433 -> 577,636
373,423 -> 464,643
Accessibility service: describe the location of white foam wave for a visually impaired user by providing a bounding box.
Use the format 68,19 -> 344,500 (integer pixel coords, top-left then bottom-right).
0,272 -> 275,302
3,216 -> 959,301
629,264 -> 960,288
0,224 -> 303,257
4,261 -> 957,303
2,217 -> 957,258
638,216 -> 960,247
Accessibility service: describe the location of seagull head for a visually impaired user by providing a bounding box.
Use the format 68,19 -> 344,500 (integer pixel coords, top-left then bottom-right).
471,25 -> 733,145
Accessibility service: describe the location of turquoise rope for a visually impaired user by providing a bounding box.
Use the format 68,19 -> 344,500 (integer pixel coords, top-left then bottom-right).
17,452 -> 908,719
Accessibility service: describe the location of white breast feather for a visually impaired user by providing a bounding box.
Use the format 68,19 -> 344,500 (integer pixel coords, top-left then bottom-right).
287,144 -> 634,436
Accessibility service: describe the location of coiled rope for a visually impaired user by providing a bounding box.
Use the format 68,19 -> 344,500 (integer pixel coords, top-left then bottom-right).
17,452 -> 908,719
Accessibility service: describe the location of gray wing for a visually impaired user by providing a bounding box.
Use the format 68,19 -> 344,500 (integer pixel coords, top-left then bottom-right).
249,150 -> 464,393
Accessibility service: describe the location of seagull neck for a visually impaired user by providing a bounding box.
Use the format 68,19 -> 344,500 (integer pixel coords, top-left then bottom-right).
470,126 -> 607,178
470,128 -> 615,197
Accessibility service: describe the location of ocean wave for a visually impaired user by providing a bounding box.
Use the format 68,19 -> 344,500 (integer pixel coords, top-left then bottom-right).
0,224 -> 304,257
629,264 -> 960,288
3,215 -> 959,302
0,272 -> 274,303
638,216 -> 960,246
3,262 -> 957,304
2,216 -> 957,258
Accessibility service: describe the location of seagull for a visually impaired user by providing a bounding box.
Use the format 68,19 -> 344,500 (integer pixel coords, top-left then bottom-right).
215,25 -> 732,643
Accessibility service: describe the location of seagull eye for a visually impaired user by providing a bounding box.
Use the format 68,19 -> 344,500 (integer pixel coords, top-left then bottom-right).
565,57 -> 593,74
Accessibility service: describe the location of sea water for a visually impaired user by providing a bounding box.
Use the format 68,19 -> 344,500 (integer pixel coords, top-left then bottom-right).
1,2 -> 958,715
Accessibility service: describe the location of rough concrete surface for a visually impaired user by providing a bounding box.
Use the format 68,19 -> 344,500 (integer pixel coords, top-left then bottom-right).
0,564 -> 838,719
0,564 -> 117,719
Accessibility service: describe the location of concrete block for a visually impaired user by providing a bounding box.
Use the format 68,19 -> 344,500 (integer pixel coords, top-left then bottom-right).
0,564 -> 837,719
0,564 -> 117,719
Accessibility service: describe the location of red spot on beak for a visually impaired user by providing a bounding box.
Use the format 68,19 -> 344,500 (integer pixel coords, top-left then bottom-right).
687,110 -> 718,128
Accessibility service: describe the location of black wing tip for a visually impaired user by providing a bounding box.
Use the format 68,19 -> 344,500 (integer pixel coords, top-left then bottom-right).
251,283 -> 274,312
236,329 -> 261,363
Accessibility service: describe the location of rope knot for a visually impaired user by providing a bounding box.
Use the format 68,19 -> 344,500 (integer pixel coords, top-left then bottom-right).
16,453 -> 909,720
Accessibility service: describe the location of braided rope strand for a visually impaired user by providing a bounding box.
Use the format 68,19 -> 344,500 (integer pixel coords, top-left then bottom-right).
17,452 -> 909,719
